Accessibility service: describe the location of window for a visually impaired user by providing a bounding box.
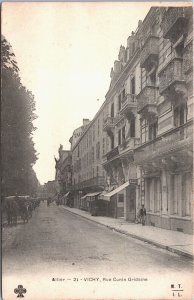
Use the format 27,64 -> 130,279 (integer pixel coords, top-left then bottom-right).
130,118 -> 135,137
92,146 -> 94,162
111,103 -> 114,117
118,127 -> 125,145
131,77 -> 135,94
182,172 -> 192,216
96,142 -> 100,159
118,94 -> 122,111
118,89 -> 126,111
118,130 -> 122,145
148,121 -> 158,141
122,126 -> 125,142
118,194 -> 124,203
96,166 -> 99,177
160,44 -> 172,64
93,125 -> 95,141
111,135 -> 114,149
175,42 -> 184,59
174,103 -> 187,127
97,119 -> 100,136
102,138 -> 105,155
122,89 -> 125,100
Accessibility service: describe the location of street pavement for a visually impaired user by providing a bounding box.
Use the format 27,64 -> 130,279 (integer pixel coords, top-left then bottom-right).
62,206 -> 193,258
2,201 -> 193,300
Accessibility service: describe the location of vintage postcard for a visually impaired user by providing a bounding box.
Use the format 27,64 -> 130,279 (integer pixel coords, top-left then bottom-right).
1,2 -> 193,300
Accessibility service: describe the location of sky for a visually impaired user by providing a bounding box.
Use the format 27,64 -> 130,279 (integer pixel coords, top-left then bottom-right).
2,2 -> 155,184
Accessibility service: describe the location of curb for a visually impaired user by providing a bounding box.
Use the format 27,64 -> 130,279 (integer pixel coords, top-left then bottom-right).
62,206 -> 193,260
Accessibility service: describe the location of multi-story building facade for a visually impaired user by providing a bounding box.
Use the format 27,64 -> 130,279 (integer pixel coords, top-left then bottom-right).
70,108 -> 107,209
44,180 -> 57,199
133,7 -> 193,234
55,145 -> 72,202
64,6 -> 193,233
101,25 -> 143,220
69,119 -> 91,148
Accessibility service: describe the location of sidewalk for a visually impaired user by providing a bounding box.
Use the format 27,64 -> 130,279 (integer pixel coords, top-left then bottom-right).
62,206 -> 193,259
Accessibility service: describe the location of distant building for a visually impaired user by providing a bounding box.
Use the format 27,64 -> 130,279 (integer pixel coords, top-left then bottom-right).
70,114 -> 107,210
55,145 -> 72,202
69,119 -> 90,148
43,180 -> 56,199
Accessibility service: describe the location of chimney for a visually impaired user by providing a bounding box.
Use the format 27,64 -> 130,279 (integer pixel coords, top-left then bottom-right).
138,20 -> 143,28
83,119 -> 90,126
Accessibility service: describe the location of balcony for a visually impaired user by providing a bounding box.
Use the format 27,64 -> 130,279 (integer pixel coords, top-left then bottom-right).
140,35 -> 159,70
106,146 -> 119,161
134,120 -> 193,165
103,116 -> 115,136
183,42 -> 193,85
103,138 -> 140,165
159,58 -> 185,95
114,113 -> 124,126
120,94 -> 137,119
137,85 -> 157,116
118,137 -> 140,155
71,176 -> 105,191
161,7 -> 189,42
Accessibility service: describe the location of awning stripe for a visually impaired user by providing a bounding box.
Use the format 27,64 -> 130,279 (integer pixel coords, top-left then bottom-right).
80,191 -> 101,200
100,181 -> 129,201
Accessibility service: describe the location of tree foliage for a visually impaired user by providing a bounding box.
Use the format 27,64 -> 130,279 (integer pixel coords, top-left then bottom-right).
1,36 -> 39,196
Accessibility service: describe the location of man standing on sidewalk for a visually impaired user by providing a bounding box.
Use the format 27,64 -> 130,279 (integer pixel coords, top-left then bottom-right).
140,204 -> 146,226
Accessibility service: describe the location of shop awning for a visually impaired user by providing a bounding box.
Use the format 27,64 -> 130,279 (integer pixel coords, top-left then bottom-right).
86,192 -> 101,197
80,192 -> 101,200
101,182 -> 129,201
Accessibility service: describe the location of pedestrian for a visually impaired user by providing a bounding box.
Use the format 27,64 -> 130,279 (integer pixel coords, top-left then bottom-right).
47,198 -> 51,207
139,204 -> 146,226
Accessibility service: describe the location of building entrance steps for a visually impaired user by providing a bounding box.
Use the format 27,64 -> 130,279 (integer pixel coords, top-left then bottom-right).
62,206 -> 193,259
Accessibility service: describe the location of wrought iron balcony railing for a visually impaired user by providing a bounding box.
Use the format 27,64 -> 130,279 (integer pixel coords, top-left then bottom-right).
159,58 -> 184,94
120,94 -> 137,118
161,7 -> 188,42
106,146 -> 119,161
114,113 -> 124,126
134,120 -> 193,164
118,137 -> 140,153
137,85 -> 157,113
140,35 -> 159,69
183,42 -> 193,75
103,116 -> 115,133
70,176 -> 105,191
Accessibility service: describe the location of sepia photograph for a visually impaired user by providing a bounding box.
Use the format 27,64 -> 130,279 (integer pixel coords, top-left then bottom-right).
1,2 -> 193,299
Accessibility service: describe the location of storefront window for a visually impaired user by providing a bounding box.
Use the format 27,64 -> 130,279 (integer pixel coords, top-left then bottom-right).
182,172 -> 192,217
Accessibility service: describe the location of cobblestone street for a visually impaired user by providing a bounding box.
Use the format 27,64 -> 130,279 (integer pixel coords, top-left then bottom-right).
2,201 -> 193,299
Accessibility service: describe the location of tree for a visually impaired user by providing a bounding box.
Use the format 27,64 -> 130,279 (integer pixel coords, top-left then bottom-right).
1,35 -> 39,196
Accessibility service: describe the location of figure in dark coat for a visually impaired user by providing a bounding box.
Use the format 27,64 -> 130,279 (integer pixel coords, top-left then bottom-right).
139,204 -> 146,226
